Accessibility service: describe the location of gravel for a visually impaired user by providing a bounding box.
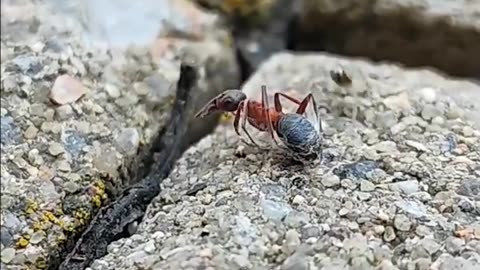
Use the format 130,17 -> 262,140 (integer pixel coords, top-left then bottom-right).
1,0 -> 239,268
89,53 -> 480,269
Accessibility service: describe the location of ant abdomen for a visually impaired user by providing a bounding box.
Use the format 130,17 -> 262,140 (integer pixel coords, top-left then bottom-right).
276,113 -> 323,160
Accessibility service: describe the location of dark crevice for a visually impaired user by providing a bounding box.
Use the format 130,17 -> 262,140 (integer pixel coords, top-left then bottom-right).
53,63 -> 200,270
234,45 -> 254,84
232,4 -> 479,80
230,0 -> 299,78
285,14 -> 298,51
289,8 -> 480,80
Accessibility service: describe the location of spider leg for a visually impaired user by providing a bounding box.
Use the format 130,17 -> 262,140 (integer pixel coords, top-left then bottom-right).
261,85 -> 279,146
240,100 -> 261,147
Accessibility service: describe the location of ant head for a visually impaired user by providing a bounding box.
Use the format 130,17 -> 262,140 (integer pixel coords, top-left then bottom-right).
195,89 -> 247,118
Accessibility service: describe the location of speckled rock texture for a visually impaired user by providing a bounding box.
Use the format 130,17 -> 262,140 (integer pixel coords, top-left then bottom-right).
88,52 -> 480,270
295,0 -> 480,78
0,0 -> 239,269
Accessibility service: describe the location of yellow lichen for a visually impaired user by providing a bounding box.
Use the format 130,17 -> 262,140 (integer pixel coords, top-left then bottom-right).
16,237 -> 29,248
54,208 -> 64,216
32,221 -> 47,232
219,113 -> 234,124
45,211 -> 56,222
56,219 -> 65,229
74,209 -> 91,225
56,234 -> 66,245
91,180 -> 107,208
61,222 -> 76,233
94,180 -> 106,191
25,199 -> 39,215
35,257 -> 47,269
92,195 -> 102,208
41,211 -> 59,225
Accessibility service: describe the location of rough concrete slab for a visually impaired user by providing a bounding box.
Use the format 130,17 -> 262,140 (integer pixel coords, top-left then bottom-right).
0,0 -> 239,269
89,52 -> 480,269
244,52 -> 480,128
295,0 -> 480,78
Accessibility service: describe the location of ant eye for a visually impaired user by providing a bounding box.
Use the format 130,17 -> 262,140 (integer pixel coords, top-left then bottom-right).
221,97 -> 238,111
223,98 -> 233,106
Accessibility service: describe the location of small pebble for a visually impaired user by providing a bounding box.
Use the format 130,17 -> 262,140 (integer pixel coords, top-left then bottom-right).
292,195 -> 305,205
199,248 -> 213,258
144,240 -> 156,254
50,74 -> 87,105
384,226 -> 396,241
105,83 -> 121,98
48,142 -> 65,156
462,126 -> 474,137
452,156 -> 475,165
356,192 -> 371,201
64,181 -> 80,193
421,238 -> 441,255
30,231 -> 45,244
390,180 -> 419,195
393,214 -> 411,231
360,180 -> 375,192
115,128 -> 140,155
339,208 -> 350,216
284,229 -> 301,254
1,248 -> 15,263
421,104 -> 442,120
374,225 -> 385,234
432,116 -> 445,125
24,126 -> 38,139
373,141 -> 397,153
445,236 -> 464,254
405,140 -> 428,152
322,174 -> 340,187
377,211 -> 390,222
418,87 -> 437,103
415,258 -> 432,270
56,160 -> 72,172
55,104 -> 74,120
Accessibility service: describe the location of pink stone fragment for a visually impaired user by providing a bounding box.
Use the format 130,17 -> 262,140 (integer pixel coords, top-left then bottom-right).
49,75 -> 87,105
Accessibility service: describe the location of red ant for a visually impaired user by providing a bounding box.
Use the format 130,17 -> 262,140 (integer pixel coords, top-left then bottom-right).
195,85 -> 323,160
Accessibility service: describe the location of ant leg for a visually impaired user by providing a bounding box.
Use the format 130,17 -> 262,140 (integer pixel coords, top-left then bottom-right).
240,100 -> 261,147
233,101 -> 255,147
296,93 -> 322,133
275,92 -> 330,116
297,93 -> 324,162
274,92 -> 322,132
273,92 -> 302,112
261,85 -> 279,146
233,101 -> 244,136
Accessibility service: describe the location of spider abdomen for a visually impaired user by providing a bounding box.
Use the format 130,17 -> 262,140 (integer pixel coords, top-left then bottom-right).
276,113 -> 322,160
